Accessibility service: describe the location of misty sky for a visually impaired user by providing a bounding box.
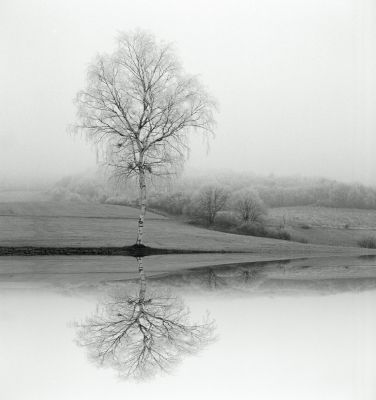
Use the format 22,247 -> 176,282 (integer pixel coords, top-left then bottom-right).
1,0 -> 375,185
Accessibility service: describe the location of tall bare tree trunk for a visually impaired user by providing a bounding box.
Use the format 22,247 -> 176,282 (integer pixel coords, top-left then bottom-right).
137,257 -> 146,301
136,168 -> 147,246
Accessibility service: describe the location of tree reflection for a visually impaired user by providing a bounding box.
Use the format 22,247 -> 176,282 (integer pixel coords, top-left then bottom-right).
75,257 -> 215,380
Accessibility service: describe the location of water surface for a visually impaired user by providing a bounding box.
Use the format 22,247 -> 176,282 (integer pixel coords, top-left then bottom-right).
1,257 -> 375,400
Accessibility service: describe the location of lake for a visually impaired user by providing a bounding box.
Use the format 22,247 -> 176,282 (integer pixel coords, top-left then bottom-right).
0,256 -> 376,400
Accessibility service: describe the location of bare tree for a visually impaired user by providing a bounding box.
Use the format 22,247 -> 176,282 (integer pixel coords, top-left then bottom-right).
72,30 -> 216,246
75,257 -> 215,380
197,185 -> 228,225
232,189 -> 266,223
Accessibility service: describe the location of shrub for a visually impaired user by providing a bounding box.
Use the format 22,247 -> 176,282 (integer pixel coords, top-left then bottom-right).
105,196 -> 134,206
213,212 -> 239,229
237,222 -> 291,241
231,189 -> 267,223
49,187 -> 68,201
51,174 -> 109,203
148,192 -> 191,215
357,236 -> 376,249
237,222 -> 267,236
66,192 -> 83,202
273,228 -> 291,241
299,223 -> 311,229
196,185 -> 229,225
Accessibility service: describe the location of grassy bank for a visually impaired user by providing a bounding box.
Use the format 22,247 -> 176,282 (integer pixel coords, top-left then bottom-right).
1,200 -> 376,258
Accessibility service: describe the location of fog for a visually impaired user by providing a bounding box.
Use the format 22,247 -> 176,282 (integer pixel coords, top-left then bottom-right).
1,0 -> 375,186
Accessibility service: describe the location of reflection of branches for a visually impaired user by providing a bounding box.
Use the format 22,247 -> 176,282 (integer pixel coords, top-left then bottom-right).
75,258 -> 215,380
207,266 -> 261,289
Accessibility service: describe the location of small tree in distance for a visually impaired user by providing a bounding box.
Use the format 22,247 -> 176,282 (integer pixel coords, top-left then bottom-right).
198,186 -> 228,225
232,189 -> 266,223
72,30 -> 216,246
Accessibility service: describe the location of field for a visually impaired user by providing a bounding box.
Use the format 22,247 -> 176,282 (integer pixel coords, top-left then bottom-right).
1,195 -> 376,287
267,206 -> 376,247
0,195 -> 375,257
268,206 -> 376,229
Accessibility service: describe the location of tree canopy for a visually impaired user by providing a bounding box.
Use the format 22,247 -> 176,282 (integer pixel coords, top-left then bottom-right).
72,30 -> 216,245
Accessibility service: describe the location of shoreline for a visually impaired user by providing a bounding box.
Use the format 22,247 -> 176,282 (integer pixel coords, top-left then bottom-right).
0,246 -> 250,257
1,243 -> 376,258
1,253 -> 376,289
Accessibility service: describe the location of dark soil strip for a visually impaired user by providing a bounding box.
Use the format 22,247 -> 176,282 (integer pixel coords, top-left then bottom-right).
0,245 -> 249,257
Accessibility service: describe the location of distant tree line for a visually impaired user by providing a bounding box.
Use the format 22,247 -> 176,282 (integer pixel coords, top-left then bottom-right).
178,174 -> 376,210
147,177 -> 376,212
257,181 -> 376,209
50,172 -> 376,211
49,174 -> 109,203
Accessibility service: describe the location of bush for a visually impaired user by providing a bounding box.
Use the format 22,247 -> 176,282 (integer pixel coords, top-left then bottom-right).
213,212 -> 239,229
50,174 -> 109,203
237,222 -> 291,241
195,185 -> 229,225
66,192 -> 83,202
105,196 -> 134,206
231,189 -> 267,223
357,236 -> 376,249
49,187 -> 68,201
237,222 -> 266,236
273,228 -> 291,241
148,192 -> 192,215
299,223 -> 311,229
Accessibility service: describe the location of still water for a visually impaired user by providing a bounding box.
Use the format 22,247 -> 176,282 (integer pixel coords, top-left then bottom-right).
1,257 -> 376,400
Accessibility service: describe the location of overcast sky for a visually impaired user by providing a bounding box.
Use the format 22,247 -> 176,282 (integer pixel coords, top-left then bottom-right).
1,0 -> 375,185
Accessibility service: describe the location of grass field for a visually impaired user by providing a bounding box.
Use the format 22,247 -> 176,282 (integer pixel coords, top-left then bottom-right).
1,196 -> 376,289
267,206 -> 376,247
268,206 -> 376,229
0,200 -> 166,219
1,199 -> 376,258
